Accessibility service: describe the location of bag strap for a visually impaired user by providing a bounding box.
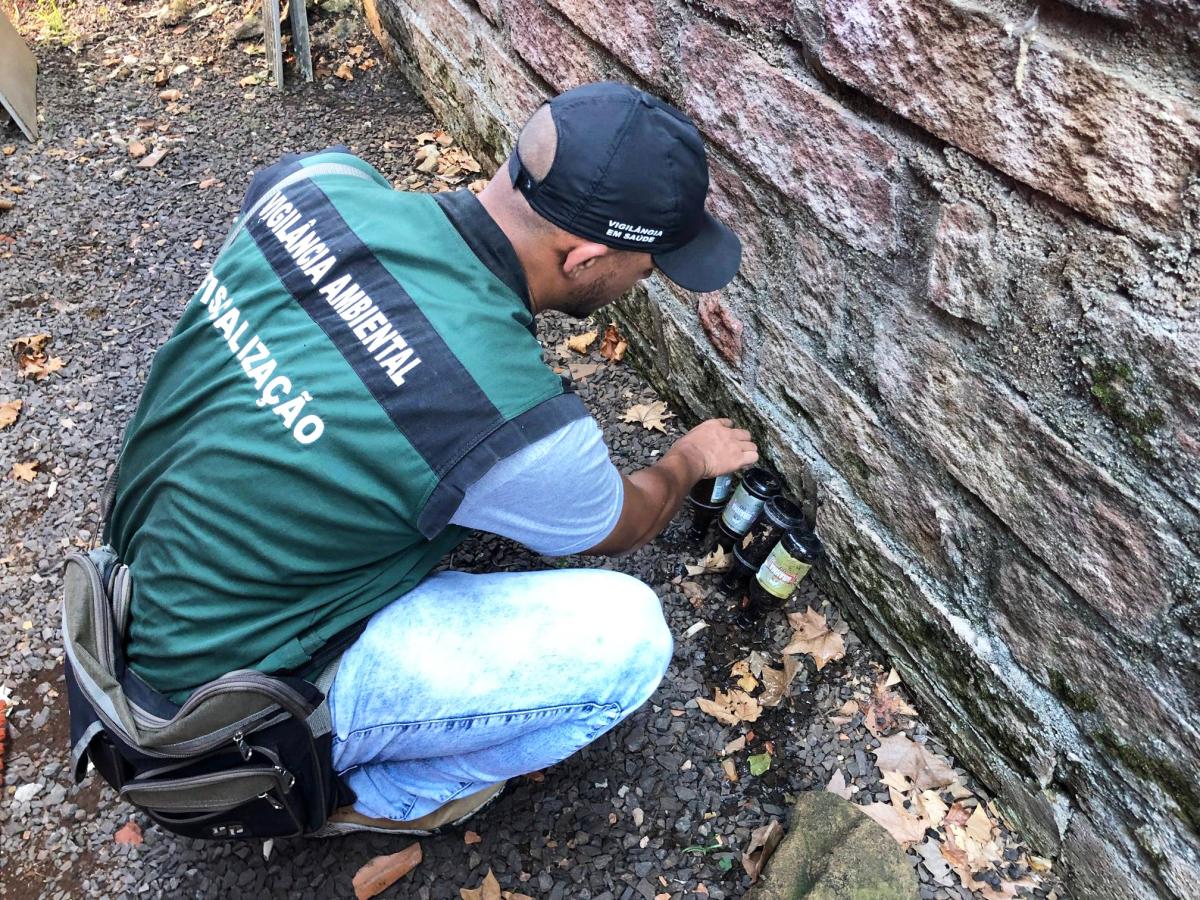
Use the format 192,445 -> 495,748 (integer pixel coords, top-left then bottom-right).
97,159 -> 375,544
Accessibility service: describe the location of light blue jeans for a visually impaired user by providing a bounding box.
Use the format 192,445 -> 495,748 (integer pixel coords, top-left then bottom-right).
327,568 -> 674,821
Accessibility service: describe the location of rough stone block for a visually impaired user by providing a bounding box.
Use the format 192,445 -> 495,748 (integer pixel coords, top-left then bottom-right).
477,26 -> 550,129
992,553 -> 1198,783
697,296 -> 743,364
503,0 -> 609,90
472,0 -> 501,24
746,792 -> 918,900
927,199 -> 1000,326
757,325 -> 987,583
680,18 -> 901,255
811,0 -> 1200,237
545,0 -> 664,82
875,312 -> 1189,642
404,0 -> 477,70
692,0 -> 793,31
790,232 -> 843,336
705,158 -> 771,290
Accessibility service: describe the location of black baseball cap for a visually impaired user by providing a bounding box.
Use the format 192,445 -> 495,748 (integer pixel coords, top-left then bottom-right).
507,82 -> 742,293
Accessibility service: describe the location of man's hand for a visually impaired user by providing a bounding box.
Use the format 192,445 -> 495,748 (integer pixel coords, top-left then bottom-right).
671,418 -> 758,479
583,418 -> 759,557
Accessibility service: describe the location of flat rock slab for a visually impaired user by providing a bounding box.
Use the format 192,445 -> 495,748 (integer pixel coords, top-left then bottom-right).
748,792 -> 919,900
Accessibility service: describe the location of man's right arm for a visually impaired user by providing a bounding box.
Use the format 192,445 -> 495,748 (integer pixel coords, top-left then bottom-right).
582,419 -> 758,557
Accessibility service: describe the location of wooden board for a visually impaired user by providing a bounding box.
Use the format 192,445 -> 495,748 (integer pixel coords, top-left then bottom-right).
261,0 -> 284,88
0,9 -> 38,141
290,0 -> 313,83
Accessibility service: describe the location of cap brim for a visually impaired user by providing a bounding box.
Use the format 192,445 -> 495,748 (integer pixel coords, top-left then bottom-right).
653,212 -> 742,293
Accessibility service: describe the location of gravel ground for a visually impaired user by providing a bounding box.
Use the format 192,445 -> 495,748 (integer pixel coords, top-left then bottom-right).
0,4 -> 1061,898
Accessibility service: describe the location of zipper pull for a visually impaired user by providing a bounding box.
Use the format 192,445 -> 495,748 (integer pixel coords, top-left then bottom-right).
233,730 -> 253,761
258,791 -> 284,810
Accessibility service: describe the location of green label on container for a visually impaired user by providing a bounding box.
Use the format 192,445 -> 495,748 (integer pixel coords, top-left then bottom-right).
756,542 -> 813,600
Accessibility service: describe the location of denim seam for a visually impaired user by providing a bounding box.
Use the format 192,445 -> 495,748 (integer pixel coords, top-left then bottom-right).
341,700 -> 621,742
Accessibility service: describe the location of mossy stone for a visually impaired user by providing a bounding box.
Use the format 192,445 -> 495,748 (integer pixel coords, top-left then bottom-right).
747,792 -> 919,900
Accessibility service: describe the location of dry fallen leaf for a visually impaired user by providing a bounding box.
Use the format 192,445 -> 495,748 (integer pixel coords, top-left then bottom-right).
335,61 -> 355,81
880,769 -> 913,794
11,461 -> 39,481
679,580 -> 707,609
460,868 -> 501,900
685,545 -> 731,576
464,830 -> 481,845
567,362 -> 600,381
731,659 -> 758,693
566,330 -> 597,354
0,399 -> 21,430
198,177 -> 222,190
127,139 -> 148,158
598,324 -> 628,362
863,674 -> 918,736
916,789 -> 949,829
158,88 -> 182,101
741,819 -> 784,882
859,801 -> 928,847
829,698 -> 860,725
783,607 -> 846,670
721,757 -> 738,782
826,769 -> 854,800
757,655 -> 799,708
722,735 -> 745,756
114,819 -> 143,845
871,733 -> 958,792
696,688 -> 761,726
137,146 -> 170,169
623,400 -> 673,433
353,843 -> 422,900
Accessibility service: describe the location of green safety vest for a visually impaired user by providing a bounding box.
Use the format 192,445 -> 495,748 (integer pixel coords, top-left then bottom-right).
108,151 -> 586,702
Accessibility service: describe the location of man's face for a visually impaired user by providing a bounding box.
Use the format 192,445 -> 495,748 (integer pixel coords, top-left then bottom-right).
560,249 -> 655,318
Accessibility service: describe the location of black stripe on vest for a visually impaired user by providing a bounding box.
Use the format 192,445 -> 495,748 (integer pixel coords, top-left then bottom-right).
246,178 -> 505,476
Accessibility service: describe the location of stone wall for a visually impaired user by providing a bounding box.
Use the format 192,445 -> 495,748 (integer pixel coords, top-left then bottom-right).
360,0 -> 1200,896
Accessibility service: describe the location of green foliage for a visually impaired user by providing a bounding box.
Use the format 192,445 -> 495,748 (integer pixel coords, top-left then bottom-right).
748,752 -> 772,776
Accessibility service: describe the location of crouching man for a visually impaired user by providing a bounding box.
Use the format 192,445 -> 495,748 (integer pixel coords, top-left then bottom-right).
107,81 -> 755,835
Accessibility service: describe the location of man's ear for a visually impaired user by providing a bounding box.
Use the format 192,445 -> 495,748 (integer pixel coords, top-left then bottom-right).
562,241 -> 611,279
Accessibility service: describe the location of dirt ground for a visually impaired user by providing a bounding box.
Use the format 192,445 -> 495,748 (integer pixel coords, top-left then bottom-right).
0,2 -> 1060,898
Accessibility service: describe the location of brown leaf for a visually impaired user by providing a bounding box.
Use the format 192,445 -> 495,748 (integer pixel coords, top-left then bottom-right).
158,88 -> 182,101
11,461 -> 39,481
679,580 -> 707,609
782,607 -> 845,670
622,400 -> 673,433
468,179 -> 488,194
863,674 -> 917,737
741,819 -> 784,882
871,733 -> 958,792
198,177 -> 222,190
137,146 -> 170,169
685,545 -> 731,576
826,769 -> 853,800
0,399 -> 21,430
858,802 -> 928,847
567,362 -> 600,382
758,655 -> 799,708
463,830 -> 482,845
566,330 -> 597,354
353,842 -> 422,900
598,324 -> 627,362
335,61 -> 355,81
114,819 -> 143,845
721,757 -> 738,782
460,868 -> 502,900
695,688 -> 761,726
128,139 -> 148,158
721,735 -> 745,756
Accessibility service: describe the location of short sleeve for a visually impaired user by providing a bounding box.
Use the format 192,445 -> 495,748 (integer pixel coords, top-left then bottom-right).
449,416 -> 624,556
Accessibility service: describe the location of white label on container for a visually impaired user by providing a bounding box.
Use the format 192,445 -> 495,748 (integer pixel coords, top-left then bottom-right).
711,474 -> 733,503
720,486 -> 764,534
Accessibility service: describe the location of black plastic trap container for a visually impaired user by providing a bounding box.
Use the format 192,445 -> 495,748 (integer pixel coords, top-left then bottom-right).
716,468 -> 780,549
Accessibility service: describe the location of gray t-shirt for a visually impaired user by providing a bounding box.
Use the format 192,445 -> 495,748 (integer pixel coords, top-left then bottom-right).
451,415 -> 624,556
